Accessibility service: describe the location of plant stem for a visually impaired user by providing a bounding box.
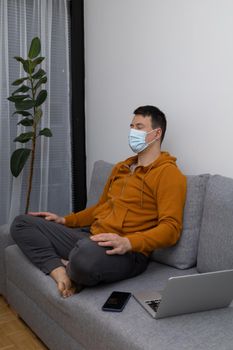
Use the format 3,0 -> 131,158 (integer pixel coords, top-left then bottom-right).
25,70 -> 37,213
25,130 -> 36,213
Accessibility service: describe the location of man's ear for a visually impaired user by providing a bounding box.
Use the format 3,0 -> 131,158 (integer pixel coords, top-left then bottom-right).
155,128 -> 162,141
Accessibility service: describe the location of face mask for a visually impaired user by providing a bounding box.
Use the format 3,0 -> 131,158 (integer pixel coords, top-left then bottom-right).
128,128 -> 157,153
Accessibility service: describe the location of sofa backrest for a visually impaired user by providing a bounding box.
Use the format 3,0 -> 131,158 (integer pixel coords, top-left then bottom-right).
86,160 -> 114,207
151,174 -> 209,269
197,175 -> 233,272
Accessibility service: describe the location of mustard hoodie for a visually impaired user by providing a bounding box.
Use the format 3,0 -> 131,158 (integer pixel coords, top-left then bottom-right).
64,152 -> 187,256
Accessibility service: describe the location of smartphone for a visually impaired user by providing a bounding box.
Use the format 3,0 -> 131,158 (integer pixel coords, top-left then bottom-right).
102,291 -> 131,312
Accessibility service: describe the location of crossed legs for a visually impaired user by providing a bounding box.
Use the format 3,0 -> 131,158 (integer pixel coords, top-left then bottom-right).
10,215 -> 149,297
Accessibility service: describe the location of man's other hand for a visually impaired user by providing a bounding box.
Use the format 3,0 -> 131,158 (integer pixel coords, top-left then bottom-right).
90,233 -> 132,255
28,212 -> 65,225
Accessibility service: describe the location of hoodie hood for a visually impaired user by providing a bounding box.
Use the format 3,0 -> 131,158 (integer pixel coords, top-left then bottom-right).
117,151 -> 177,173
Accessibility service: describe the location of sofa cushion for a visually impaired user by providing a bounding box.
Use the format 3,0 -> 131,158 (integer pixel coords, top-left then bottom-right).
86,160 -> 114,207
6,245 -> 233,350
151,175 -> 209,269
197,175 -> 233,272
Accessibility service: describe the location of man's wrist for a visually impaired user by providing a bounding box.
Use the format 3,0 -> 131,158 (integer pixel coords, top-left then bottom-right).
59,217 -> 66,225
124,237 -> 132,252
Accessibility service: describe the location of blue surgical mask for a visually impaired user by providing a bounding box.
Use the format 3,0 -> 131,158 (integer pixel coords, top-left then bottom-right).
128,128 -> 156,153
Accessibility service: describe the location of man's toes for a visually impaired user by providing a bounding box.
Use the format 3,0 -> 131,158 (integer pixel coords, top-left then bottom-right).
57,281 -> 66,296
67,290 -> 74,297
62,290 -> 69,298
62,288 -> 74,298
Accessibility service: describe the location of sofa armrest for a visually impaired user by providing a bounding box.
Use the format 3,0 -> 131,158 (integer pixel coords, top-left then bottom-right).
0,224 -> 15,296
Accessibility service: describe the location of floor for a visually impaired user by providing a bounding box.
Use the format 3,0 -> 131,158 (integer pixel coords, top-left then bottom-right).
0,296 -> 48,350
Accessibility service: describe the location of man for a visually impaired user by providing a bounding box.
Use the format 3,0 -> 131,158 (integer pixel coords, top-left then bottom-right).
11,105 -> 187,298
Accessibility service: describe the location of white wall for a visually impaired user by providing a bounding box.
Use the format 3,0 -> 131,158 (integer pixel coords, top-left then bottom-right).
84,0 -> 233,186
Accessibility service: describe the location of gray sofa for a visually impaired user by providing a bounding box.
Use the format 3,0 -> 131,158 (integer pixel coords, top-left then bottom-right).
1,160 -> 233,350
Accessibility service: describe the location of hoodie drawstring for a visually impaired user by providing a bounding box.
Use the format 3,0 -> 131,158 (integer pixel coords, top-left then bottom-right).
140,163 -> 154,208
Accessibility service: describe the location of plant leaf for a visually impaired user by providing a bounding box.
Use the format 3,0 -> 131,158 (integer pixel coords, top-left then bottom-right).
35,90 -> 47,106
31,57 -> 45,70
8,94 -> 30,103
15,100 -> 35,111
23,60 -> 30,74
10,148 -> 31,177
29,61 -> 35,74
28,37 -> 41,59
12,85 -> 30,95
12,77 -> 28,86
14,56 -> 26,64
13,110 -> 32,117
14,132 -> 34,143
32,68 -> 46,80
17,118 -> 34,126
39,128 -> 52,137
34,109 -> 43,124
35,76 -> 47,90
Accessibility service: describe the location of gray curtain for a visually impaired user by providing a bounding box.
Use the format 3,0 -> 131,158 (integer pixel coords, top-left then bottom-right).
0,0 -> 72,224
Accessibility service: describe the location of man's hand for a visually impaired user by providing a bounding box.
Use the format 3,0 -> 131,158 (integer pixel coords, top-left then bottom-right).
28,212 -> 65,225
90,233 -> 132,255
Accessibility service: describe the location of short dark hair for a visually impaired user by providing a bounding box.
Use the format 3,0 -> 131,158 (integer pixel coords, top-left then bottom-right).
134,105 -> 167,143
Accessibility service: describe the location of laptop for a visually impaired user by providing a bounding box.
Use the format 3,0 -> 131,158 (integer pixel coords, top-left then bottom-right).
133,269 -> 233,319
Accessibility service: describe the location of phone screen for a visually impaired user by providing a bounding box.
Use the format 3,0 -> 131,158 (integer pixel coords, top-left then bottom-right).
102,291 -> 131,312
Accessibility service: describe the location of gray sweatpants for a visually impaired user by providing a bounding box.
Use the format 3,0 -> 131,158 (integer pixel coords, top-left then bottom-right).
10,215 -> 149,287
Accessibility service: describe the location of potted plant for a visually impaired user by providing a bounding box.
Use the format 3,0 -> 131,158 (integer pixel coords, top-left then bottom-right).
8,37 -> 52,213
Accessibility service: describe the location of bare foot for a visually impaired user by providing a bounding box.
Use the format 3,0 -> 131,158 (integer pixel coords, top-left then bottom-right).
50,266 -> 76,298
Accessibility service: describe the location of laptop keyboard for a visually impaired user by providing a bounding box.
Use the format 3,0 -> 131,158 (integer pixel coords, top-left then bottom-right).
146,299 -> 161,313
